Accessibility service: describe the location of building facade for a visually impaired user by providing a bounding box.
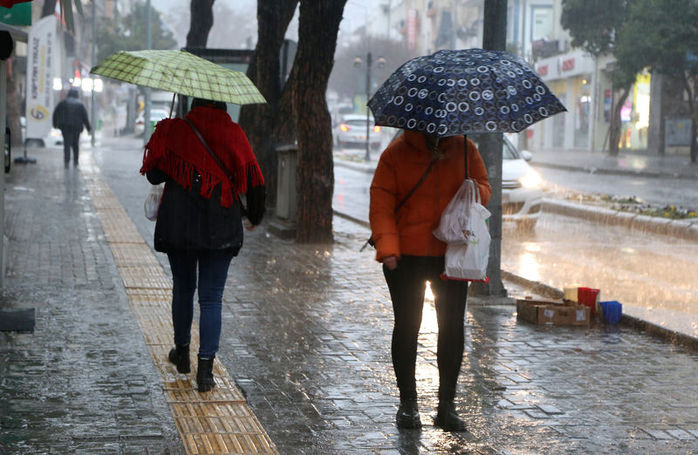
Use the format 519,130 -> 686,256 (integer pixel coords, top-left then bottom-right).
358,0 -> 676,154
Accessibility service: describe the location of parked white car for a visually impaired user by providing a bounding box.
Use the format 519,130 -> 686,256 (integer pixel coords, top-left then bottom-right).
135,108 -> 170,136
472,134 -> 543,229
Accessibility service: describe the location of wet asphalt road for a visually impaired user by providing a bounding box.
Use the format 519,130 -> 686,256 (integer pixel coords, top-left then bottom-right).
537,167 -> 698,209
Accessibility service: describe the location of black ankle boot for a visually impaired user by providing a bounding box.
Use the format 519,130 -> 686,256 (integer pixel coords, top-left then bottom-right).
396,399 -> 422,429
168,344 -> 190,374
197,357 -> 216,392
434,402 -> 467,432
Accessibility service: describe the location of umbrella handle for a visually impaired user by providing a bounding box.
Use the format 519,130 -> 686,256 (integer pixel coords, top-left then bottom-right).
168,92 -> 175,118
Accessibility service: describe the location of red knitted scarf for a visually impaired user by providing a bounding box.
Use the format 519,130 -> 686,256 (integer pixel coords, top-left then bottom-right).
140,106 -> 264,208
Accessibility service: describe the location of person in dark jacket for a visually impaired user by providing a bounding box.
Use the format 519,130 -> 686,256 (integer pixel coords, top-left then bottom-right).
52,87 -> 91,167
140,98 -> 265,392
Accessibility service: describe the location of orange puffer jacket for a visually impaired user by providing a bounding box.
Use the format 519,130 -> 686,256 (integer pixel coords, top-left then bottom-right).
369,131 -> 491,261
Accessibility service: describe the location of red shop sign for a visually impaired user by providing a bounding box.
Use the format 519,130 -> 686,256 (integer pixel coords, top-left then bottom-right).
537,64 -> 548,76
561,58 -> 575,72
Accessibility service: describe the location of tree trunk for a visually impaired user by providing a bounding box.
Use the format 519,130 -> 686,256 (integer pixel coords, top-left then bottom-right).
471,0 -> 508,297
608,87 -> 630,156
683,74 -> 697,163
42,0 -> 57,17
238,0 -> 298,208
691,114 -> 697,164
293,0 -> 346,243
186,0 -> 215,48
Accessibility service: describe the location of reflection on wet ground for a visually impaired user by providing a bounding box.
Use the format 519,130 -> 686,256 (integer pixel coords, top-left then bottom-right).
7,138 -> 686,453
217,219 -> 698,453
502,214 -> 698,337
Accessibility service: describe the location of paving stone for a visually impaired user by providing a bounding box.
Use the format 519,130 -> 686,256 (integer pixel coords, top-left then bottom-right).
0,148 -> 183,455
666,429 -> 695,440
537,405 -> 564,415
3,140 -> 698,454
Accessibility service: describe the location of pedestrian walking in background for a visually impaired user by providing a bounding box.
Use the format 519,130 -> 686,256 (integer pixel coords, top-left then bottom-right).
52,87 -> 91,167
369,131 -> 491,431
140,98 -> 265,392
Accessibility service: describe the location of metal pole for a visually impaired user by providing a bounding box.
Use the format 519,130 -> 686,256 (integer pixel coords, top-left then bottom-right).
365,52 -> 372,162
144,0 -> 152,144
0,59 -> 6,288
90,0 -> 97,147
472,0 -> 508,297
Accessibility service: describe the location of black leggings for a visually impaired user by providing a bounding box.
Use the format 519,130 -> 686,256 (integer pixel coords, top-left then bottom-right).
383,255 -> 468,403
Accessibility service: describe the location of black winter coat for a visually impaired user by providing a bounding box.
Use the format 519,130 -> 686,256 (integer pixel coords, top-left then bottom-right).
52,96 -> 91,132
146,168 -> 265,254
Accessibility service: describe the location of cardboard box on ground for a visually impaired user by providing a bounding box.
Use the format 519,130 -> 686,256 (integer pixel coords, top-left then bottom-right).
516,298 -> 591,326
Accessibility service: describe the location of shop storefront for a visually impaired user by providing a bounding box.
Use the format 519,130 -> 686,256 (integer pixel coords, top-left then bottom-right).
533,50 -> 594,152
620,73 -> 651,150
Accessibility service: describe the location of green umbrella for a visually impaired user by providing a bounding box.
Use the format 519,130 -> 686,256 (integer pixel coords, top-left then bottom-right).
90,50 -> 266,105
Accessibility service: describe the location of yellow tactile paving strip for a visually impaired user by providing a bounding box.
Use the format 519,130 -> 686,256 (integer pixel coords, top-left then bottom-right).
81,156 -> 278,454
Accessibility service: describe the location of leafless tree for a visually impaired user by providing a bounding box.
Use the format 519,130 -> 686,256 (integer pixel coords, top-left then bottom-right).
186,0 -> 215,48
293,0 -> 347,242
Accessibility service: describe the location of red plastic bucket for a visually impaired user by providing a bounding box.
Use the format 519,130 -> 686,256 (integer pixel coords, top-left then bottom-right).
577,287 -> 600,318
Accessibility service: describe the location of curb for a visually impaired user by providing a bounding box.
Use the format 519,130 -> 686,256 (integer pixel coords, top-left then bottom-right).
500,271 -> 563,300
532,161 -> 697,180
620,314 -> 698,351
504,272 -> 698,351
543,198 -> 698,242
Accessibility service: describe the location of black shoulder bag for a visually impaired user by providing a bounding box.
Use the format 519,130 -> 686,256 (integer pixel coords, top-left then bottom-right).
183,117 -> 248,215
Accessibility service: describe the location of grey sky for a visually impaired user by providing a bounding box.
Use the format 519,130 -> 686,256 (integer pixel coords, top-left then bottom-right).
149,0 -> 369,43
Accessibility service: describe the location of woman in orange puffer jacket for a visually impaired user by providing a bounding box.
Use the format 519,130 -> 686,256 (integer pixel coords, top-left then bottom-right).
369,130 -> 490,431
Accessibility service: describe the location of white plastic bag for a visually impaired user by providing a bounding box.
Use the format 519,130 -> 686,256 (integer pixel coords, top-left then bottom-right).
441,181 -> 491,281
433,179 -> 476,244
144,183 -> 164,221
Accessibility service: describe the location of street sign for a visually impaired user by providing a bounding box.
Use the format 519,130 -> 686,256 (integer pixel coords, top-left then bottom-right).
0,3 -> 31,26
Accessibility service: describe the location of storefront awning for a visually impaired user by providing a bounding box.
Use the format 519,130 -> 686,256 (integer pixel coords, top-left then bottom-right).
0,22 -> 27,42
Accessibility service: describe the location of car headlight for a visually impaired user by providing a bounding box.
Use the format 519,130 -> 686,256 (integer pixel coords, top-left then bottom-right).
519,170 -> 542,189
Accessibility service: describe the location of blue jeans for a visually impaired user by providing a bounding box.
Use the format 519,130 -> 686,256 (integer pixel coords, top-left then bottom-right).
167,249 -> 234,359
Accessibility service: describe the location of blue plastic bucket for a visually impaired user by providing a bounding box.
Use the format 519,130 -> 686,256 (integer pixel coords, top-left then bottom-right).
600,301 -> 622,324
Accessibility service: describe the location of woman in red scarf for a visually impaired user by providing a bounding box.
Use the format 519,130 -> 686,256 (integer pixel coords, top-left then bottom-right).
141,98 -> 265,392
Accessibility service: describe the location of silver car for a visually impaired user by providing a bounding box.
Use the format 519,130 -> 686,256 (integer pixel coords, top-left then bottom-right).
472,135 -> 544,229
333,114 -> 383,150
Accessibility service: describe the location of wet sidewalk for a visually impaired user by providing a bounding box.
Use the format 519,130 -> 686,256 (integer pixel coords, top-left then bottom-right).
1,142 -> 697,454
529,148 -> 698,180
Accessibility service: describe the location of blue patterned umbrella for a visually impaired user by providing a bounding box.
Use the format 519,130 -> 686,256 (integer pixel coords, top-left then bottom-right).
368,48 -> 566,137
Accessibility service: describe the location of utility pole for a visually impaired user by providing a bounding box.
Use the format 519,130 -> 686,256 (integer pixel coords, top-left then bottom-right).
90,0 -> 97,147
143,0 -> 152,144
472,0 -> 508,297
365,51 -> 372,162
